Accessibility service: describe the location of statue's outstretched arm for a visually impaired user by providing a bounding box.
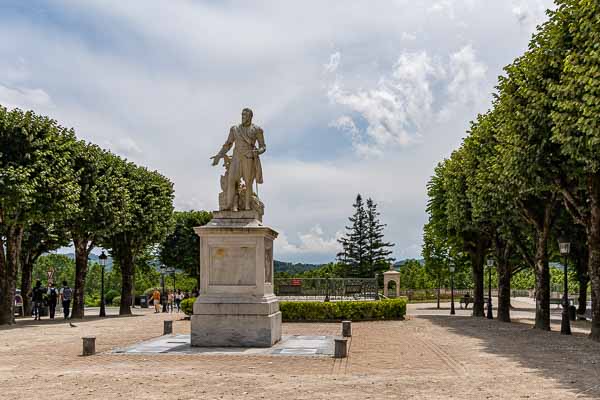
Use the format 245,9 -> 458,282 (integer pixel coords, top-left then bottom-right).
211,128 -> 235,165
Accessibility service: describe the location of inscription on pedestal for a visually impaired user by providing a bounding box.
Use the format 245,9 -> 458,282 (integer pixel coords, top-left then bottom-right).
209,246 -> 256,285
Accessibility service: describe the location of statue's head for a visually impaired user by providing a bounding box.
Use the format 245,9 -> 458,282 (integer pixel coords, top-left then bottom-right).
241,108 -> 253,126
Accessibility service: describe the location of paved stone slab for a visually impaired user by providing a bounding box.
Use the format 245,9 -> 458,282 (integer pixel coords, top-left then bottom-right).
112,334 -> 335,356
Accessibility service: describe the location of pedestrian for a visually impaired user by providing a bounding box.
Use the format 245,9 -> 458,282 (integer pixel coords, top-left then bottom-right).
60,280 -> 72,320
152,288 -> 161,313
47,282 -> 58,320
167,291 -> 174,313
31,280 -> 45,321
175,289 -> 183,313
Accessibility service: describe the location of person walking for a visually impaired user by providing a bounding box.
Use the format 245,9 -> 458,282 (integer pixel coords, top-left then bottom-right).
59,280 -> 72,320
47,283 -> 58,320
31,280 -> 45,321
175,289 -> 183,313
152,288 -> 161,313
167,291 -> 175,313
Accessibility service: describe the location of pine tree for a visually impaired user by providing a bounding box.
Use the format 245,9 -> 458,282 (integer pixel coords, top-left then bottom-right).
365,198 -> 395,276
337,194 -> 368,277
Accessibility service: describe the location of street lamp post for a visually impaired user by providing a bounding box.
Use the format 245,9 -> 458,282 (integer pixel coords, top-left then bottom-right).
486,258 -> 494,320
99,251 -> 108,317
558,238 -> 572,335
449,263 -> 455,315
160,265 -> 167,313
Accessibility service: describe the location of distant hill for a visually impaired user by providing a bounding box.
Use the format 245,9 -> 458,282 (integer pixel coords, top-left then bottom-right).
58,253 -> 114,269
394,258 -> 425,267
274,260 -> 322,274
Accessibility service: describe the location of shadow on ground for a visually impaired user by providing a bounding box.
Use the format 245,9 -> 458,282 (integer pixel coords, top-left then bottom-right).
0,313 -> 144,331
421,314 -> 600,399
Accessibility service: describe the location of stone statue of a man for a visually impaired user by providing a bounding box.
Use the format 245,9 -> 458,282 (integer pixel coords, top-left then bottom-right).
211,108 -> 266,212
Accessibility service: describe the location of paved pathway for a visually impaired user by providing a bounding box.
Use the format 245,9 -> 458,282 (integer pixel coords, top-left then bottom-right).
1,303 -> 599,399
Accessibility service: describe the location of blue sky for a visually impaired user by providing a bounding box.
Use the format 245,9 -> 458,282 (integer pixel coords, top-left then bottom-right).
0,0 -> 555,263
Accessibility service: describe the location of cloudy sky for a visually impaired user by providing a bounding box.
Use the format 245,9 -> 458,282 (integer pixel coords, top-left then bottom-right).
0,0 -> 555,263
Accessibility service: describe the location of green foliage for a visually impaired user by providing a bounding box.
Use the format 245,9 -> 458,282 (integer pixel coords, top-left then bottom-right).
276,262 -> 345,279
105,161 -> 175,314
280,299 -> 406,321
105,289 -> 120,304
159,210 -> 212,278
32,254 -> 75,286
337,194 -> 395,277
112,296 -> 121,306
180,297 -> 195,315
0,106 -> 80,324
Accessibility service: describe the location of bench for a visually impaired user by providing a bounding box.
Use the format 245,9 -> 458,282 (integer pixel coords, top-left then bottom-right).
277,285 -> 302,296
550,298 -> 574,309
460,296 -> 491,309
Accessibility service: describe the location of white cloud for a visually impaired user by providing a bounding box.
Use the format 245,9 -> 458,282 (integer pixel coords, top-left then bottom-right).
275,225 -> 342,259
511,0 -> 549,29
328,46 -> 488,157
428,0 -> 455,19
327,51 -> 442,157
401,32 -> 417,41
0,84 -> 52,110
109,137 -> 143,158
441,44 -> 488,116
323,51 -> 341,73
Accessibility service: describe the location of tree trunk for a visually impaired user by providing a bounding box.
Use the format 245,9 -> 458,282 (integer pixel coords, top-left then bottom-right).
587,174 -> 600,341
0,226 -> 24,325
534,230 -> 551,331
71,238 -> 92,319
497,261 -> 512,322
470,247 -> 485,317
119,249 -> 135,316
20,254 -> 33,316
576,249 -> 589,317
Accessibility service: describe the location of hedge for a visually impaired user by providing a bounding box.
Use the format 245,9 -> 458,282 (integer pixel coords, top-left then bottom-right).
181,297 -> 196,315
112,296 -> 121,306
279,298 -> 406,321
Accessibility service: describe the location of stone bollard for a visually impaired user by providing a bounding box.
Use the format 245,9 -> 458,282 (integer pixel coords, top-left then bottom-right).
342,320 -> 352,337
334,338 -> 348,358
164,320 -> 173,335
82,336 -> 96,356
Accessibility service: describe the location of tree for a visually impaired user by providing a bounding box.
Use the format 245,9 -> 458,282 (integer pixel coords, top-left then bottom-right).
159,210 -> 212,289
364,198 -> 395,276
0,107 -> 79,325
337,194 -> 368,277
494,38 -> 566,330
550,0 -> 600,341
68,143 -> 129,318
443,147 -> 491,317
105,162 -> 174,315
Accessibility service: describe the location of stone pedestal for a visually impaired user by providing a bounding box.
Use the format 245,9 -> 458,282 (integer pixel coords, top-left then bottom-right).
191,210 -> 281,347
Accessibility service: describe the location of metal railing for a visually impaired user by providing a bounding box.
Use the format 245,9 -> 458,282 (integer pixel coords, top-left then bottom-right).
274,277 -> 378,301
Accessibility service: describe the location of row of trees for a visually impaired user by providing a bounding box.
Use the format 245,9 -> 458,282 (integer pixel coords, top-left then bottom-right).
0,106 -> 174,324
337,194 -> 395,277
424,0 -> 599,341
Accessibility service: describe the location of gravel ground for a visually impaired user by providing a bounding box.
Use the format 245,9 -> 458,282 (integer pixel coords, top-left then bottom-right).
1,302 -> 599,399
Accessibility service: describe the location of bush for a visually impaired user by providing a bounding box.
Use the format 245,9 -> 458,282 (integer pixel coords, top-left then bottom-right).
112,296 -> 121,306
280,298 -> 407,321
181,297 -> 196,315
84,295 -> 101,307
105,289 -> 120,304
